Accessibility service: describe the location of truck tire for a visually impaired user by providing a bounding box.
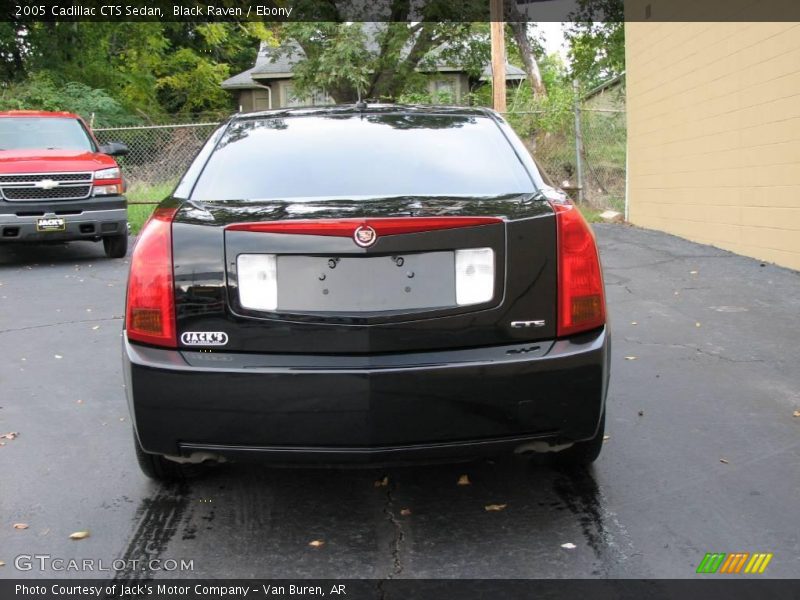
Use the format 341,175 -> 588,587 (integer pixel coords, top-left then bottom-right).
103,233 -> 128,258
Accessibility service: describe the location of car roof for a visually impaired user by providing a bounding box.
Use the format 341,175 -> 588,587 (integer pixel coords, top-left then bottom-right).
0,110 -> 81,119
232,103 -> 498,122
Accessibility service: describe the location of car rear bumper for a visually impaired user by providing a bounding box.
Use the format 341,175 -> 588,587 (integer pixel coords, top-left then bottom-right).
0,196 -> 126,242
124,328 -> 610,463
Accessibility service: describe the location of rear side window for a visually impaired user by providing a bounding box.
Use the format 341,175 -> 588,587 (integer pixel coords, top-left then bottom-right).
190,113 -> 536,201
0,118 -> 95,152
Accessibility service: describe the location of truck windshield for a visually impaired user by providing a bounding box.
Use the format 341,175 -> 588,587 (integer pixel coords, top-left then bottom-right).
190,113 -> 536,201
0,118 -> 95,152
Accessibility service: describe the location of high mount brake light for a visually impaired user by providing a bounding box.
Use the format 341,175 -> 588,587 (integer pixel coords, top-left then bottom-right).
225,217 -> 502,237
125,207 -> 178,348
549,201 -> 606,337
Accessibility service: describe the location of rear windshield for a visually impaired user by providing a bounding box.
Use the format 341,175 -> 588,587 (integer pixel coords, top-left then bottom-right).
0,117 -> 94,152
190,113 -> 536,201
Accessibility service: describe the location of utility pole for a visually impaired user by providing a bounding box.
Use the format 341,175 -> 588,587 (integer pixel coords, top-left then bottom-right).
573,79 -> 585,203
490,0 -> 506,112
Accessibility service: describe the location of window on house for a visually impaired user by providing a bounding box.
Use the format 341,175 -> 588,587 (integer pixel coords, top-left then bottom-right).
253,89 -> 271,111
283,83 -> 333,108
428,78 -> 458,105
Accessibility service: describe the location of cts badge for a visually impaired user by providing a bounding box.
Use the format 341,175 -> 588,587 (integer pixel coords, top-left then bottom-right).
353,225 -> 377,248
181,331 -> 229,346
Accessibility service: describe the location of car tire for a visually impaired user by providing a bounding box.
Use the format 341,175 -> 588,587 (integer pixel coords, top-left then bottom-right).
132,431 -> 188,482
103,233 -> 128,259
553,410 -> 606,468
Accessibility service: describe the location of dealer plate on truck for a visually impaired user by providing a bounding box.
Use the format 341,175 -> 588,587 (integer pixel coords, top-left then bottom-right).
36,217 -> 66,232
276,252 -> 456,312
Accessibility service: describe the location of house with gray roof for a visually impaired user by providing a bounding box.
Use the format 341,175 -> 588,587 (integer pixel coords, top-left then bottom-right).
222,36 -> 526,112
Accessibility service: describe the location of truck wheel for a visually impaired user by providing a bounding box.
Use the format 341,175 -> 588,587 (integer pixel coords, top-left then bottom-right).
133,431 -> 187,482
553,411 -> 606,468
103,233 -> 128,258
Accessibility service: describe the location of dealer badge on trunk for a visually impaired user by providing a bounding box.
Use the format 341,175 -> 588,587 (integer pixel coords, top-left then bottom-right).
181,332 -> 229,346
353,225 -> 377,248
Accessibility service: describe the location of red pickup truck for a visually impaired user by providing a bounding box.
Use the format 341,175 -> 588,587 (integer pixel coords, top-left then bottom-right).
0,110 -> 129,258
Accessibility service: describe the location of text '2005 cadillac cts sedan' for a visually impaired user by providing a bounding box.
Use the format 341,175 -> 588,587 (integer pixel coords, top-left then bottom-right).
122,105 -> 610,481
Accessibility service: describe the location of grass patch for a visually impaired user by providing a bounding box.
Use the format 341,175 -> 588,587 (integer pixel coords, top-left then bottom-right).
125,180 -> 177,234
579,205 -> 605,223
127,203 -> 156,235
126,181 -> 176,203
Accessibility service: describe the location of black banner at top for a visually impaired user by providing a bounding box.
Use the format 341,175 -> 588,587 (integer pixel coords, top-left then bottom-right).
2,0 -> 800,23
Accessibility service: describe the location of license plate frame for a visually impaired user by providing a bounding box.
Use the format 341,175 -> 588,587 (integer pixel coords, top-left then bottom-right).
36,217 -> 66,232
276,252 -> 456,313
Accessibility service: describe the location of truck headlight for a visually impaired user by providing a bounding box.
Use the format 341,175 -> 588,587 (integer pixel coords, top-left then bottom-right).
94,167 -> 121,181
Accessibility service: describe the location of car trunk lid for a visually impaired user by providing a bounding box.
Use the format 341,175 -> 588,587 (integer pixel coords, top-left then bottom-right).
171,195 -> 557,354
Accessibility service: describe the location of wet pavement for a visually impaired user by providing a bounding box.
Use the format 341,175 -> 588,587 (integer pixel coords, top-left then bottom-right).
1,224 -> 799,579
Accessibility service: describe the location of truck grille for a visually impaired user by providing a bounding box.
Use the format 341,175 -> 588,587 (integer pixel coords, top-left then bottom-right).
0,172 -> 93,202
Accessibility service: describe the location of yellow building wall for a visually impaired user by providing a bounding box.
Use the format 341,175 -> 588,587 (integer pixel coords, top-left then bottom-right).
625,19 -> 800,270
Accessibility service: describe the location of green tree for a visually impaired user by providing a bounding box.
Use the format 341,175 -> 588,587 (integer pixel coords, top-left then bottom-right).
279,22 -> 489,103
1,21 -> 273,119
565,0 -> 625,89
0,73 -> 136,126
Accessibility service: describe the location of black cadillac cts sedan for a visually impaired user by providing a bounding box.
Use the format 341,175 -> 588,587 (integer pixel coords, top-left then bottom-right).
123,105 -> 610,481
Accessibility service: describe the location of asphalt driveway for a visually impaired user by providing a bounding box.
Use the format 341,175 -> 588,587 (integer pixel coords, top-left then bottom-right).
0,224 -> 798,579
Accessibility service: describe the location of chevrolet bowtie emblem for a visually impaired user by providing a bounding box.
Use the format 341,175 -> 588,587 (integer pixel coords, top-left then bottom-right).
34,179 -> 59,190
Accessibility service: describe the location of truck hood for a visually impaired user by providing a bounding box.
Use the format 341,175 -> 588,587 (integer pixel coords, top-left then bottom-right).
0,150 -> 117,173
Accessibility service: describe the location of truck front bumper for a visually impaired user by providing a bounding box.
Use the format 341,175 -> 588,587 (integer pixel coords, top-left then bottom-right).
124,328 -> 610,464
0,196 -> 127,242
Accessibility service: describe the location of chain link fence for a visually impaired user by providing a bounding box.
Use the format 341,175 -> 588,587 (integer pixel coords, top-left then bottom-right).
94,122 -> 222,202
96,107 -> 626,210
505,107 -> 626,211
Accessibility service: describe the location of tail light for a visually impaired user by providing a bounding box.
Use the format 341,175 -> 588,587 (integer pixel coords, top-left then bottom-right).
550,201 -> 606,337
125,207 -> 178,347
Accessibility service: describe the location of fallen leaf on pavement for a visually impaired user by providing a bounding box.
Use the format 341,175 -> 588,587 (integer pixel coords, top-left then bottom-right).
374,476 -> 388,487
400,508 -> 412,516
1,432 -> 18,440
793,410 -> 800,418
484,504 -> 507,512
308,540 -> 325,548
561,542 -> 577,549
624,356 -> 637,361
0,560 -> 5,566
719,458 -> 729,464
457,474 -> 471,486
638,410 -> 644,417
13,523 -> 29,530
69,531 -> 90,540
